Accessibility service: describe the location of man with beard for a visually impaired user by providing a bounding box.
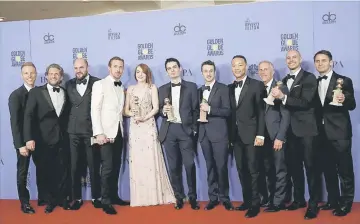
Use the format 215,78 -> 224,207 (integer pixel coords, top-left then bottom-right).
23,63 -> 71,213
65,58 -> 101,210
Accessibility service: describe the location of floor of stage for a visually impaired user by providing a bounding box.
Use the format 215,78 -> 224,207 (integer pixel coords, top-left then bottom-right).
0,200 -> 359,224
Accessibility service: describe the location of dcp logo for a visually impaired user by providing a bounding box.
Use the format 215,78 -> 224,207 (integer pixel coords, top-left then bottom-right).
174,23 -> 186,35
43,33 -> 55,44
322,12 -> 336,24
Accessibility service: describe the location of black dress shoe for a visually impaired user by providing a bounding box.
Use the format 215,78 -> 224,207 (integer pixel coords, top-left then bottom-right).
174,199 -> 184,210
260,201 -> 271,208
103,204 -> 117,215
333,206 -> 351,217
112,198 -> 130,206
92,199 -> 102,209
62,200 -> 71,210
70,200 -> 83,210
45,204 -> 56,214
245,207 -> 260,218
223,201 -> 234,211
264,204 -> 285,212
319,202 -> 338,210
38,199 -> 46,206
235,202 -> 249,211
285,201 -> 307,211
304,206 -> 319,220
189,198 -> 200,210
21,203 -> 35,214
204,201 -> 219,210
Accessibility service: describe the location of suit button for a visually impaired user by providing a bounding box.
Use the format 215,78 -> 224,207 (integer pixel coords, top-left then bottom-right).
76,106 -> 79,108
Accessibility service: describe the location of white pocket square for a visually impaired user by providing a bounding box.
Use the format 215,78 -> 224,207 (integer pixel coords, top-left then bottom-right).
293,85 -> 300,88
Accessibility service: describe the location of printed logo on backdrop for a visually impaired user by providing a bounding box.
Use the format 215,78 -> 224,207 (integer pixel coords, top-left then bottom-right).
108,29 -> 120,40
182,68 -> 193,76
138,43 -> 154,60
280,33 -> 299,52
40,73 -> 48,84
322,12 -> 336,24
207,38 -> 224,56
248,64 -> 258,77
0,158 -> 4,165
72,47 -> 88,61
43,33 -> 55,44
11,51 -> 26,67
174,23 -> 186,36
245,18 -> 259,31
81,171 -> 91,188
333,60 -> 344,68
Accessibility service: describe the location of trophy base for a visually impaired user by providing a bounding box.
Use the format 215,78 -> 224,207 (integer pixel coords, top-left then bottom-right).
167,118 -> 176,122
329,102 -> 343,106
263,98 -> 274,105
197,119 -> 208,123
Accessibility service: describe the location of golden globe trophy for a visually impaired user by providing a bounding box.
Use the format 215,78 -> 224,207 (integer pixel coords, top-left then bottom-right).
197,98 -> 209,123
330,78 -> 344,106
132,96 -> 141,118
264,81 -> 283,105
164,98 -> 176,122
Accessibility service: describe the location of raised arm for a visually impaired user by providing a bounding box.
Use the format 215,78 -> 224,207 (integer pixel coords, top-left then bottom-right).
91,81 -> 104,136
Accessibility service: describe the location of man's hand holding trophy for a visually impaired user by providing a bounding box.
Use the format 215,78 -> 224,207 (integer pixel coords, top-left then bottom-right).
264,81 -> 283,105
164,98 -> 176,122
198,98 -> 209,123
330,78 -> 344,106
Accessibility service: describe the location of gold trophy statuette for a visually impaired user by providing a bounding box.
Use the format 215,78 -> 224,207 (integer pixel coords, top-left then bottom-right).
264,81 -> 283,105
164,98 -> 176,122
330,78 -> 344,106
133,96 -> 141,118
197,98 -> 209,123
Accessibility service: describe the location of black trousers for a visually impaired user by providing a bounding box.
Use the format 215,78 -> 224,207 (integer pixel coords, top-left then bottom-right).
286,129 -> 320,206
318,125 -> 354,206
15,149 -> 45,204
69,134 -> 101,200
163,123 -> 197,200
99,126 -> 123,205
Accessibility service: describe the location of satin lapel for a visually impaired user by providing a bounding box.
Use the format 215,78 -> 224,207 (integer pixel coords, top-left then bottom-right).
82,77 -> 93,97
290,69 -> 304,92
41,86 -> 55,110
107,77 -> 119,103
71,80 -> 82,100
237,78 -> 249,108
325,73 -> 337,105
265,80 -> 276,113
229,84 -> 236,108
208,82 -> 218,104
59,87 -> 67,116
179,82 -> 186,107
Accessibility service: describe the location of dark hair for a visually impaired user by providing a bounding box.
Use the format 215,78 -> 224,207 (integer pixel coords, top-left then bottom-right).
313,50 -> 333,61
21,62 -> 37,71
164,57 -> 181,70
232,55 -> 247,64
45,63 -> 64,76
108,56 -> 124,67
135,63 -> 153,84
201,60 -> 216,71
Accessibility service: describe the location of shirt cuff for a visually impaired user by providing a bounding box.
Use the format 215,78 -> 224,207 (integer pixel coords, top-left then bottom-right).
256,136 -> 264,140
282,95 -> 287,105
208,106 -> 211,114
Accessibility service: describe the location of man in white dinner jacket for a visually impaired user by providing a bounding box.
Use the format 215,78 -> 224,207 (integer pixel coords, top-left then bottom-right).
91,56 -> 130,215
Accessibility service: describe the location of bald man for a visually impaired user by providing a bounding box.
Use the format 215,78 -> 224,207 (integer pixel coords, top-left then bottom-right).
272,50 -> 320,220
65,59 -> 101,210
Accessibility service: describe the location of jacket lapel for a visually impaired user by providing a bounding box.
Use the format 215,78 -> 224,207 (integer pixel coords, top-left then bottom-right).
41,85 -> 55,110
290,69 -> 304,92
59,87 -> 67,117
237,78 -> 249,108
229,84 -> 236,109
179,81 -> 186,107
207,82 -> 218,105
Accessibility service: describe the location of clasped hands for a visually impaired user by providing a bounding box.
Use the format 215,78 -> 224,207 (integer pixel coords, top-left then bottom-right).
21,140 -> 36,157
131,108 -> 147,124
200,102 -> 209,112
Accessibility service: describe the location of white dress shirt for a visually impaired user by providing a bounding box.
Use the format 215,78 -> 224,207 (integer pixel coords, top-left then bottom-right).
47,83 -> 65,117
24,83 -> 33,92
108,75 -> 123,107
171,81 -> 182,123
235,76 -> 247,105
76,75 -> 89,96
283,67 -> 301,105
318,70 -> 333,106
202,80 -> 216,114
265,78 -> 274,96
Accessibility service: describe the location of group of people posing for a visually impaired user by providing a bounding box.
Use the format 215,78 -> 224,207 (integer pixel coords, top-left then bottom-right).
8,49 -> 355,220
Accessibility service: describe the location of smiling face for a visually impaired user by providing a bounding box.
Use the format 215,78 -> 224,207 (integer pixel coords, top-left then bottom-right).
74,58 -> 88,80
202,64 -> 215,84
286,50 -> 302,71
21,65 -> 37,87
314,53 -> 333,75
108,59 -> 124,80
258,61 -> 274,84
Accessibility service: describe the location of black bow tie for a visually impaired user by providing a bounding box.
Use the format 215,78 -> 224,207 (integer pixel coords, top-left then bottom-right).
76,79 -> 87,85
318,75 -> 328,81
287,74 -> 296,80
234,80 -> 243,88
114,81 -> 122,87
171,82 -> 181,87
53,87 -> 60,93
202,86 -> 210,91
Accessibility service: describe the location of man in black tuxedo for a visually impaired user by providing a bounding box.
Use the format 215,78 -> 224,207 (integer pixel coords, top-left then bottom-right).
257,61 -> 290,212
23,63 -> 71,213
158,58 -> 200,210
313,50 -> 356,216
272,50 -> 320,219
65,58 -> 101,210
197,60 -> 234,211
8,62 -> 42,213
227,55 -> 265,218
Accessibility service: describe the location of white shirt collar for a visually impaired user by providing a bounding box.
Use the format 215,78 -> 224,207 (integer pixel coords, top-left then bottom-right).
47,83 -> 60,91
205,80 -> 216,89
265,78 -> 273,89
320,70 -> 333,80
290,67 -> 301,77
235,76 -> 247,88
107,75 -> 120,82
23,83 -> 33,92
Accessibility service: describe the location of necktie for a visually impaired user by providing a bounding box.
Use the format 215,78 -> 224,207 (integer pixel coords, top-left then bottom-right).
202,86 -> 210,91
76,79 -> 87,85
53,87 -> 60,93
114,81 -> 122,87
287,74 -> 296,80
234,80 -> 243,88
264,86 -> 268,98
318,75 -> 328,81
171,82 -> 181,87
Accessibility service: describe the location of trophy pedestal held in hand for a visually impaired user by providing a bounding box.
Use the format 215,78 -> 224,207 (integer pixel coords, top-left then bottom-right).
198,98 -> 209,123
164,97 -> 176,122
329,78 -> 344,106
263,94 -> 275,105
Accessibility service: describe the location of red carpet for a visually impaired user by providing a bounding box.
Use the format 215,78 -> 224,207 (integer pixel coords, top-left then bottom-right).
0,200 -> 359,224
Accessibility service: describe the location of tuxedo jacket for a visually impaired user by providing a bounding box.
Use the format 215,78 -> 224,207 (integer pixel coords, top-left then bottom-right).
198,81 -> 231,142
158,80 -> 199,143
23,84 -> 70,146
314,71 -> 356,140
8,85 -> 30,149
65,75 -> 100,136
227,77 -> 265,145
91,75 -> 125,139
281,69 -> 318,137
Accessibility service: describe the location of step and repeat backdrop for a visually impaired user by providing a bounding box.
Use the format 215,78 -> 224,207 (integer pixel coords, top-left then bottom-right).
0,1 -> 359,201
